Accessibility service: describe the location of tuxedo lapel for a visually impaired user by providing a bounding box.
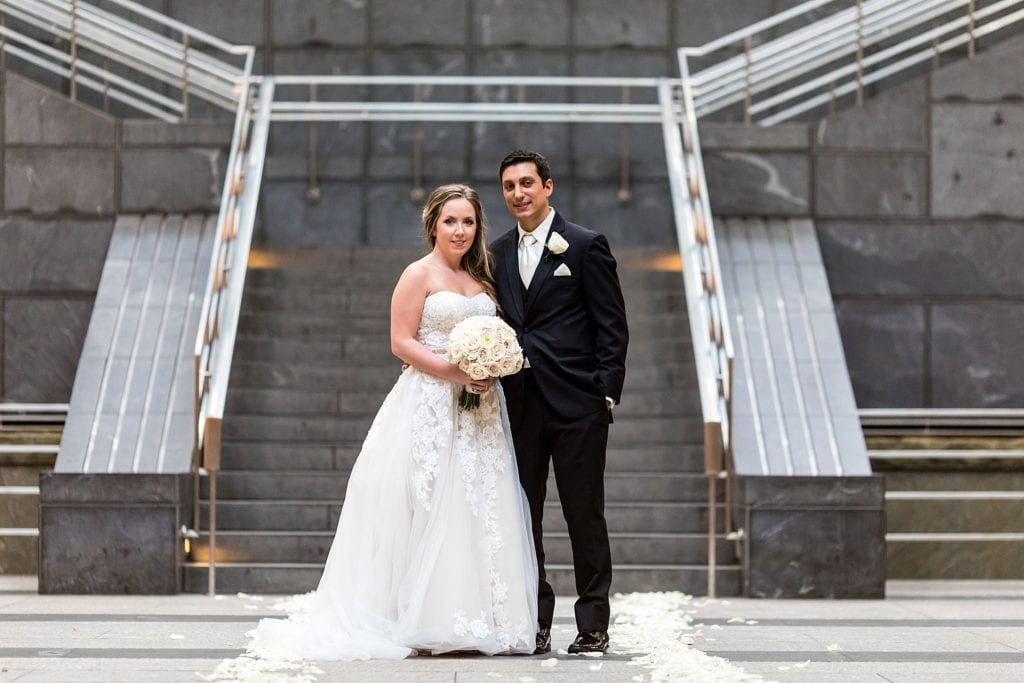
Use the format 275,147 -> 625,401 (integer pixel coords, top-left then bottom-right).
502,229 -> 525,322
523,215 -> 566,317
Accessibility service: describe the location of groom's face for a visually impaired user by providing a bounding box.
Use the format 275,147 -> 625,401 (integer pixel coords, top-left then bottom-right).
501,162 -> 553,232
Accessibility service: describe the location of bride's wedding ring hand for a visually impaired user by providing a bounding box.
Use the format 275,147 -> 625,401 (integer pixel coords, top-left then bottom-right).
469,378 -> 494,394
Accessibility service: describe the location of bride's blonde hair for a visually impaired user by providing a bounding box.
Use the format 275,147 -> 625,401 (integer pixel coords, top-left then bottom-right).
422,184 -> 497,304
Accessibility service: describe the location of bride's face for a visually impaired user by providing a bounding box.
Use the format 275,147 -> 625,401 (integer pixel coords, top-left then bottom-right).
434,198 -> 477,260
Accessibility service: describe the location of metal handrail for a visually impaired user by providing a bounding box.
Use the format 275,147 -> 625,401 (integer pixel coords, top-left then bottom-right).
684,0 -> 1024,124
0,403 -> 66,539
0,0 -> 251,120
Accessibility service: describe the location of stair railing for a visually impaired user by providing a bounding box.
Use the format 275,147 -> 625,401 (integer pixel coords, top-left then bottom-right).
0,403 -> 66,542
0,0 -> 250,120
683,0 -> 1024,124
191,79 -> 274,596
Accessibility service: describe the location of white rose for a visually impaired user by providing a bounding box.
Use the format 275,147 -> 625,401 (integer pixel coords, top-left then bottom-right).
498,356 -> 515,374
547,232 -> 569,255
486,362 -> 501,377
469,365 -> 488,380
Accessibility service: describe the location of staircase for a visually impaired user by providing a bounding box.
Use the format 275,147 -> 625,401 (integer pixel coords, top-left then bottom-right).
865,411 -> 1024,579
183,246 -> 740,595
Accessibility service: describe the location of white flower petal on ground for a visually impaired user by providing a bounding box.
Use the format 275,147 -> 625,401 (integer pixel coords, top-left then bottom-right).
827,643 -> 842,652
793,660 -> 811,668
540,658 -> 558,667
169,633 -> 185,640
518,677 -> 536,683
590,662 -> 604,671
611,591 -> 764,682
727,617 -> 745,624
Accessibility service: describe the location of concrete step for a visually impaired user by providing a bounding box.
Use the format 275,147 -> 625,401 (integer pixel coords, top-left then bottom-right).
182,561 -> 741,596
189,530 -> 736,565
199,470 -> 718,503
240,287 -> 688,317
218,440 -> 707,473
886,493 -> 1024,533
887,536 -> 1024,579
220,412 -> 705,445
198,499 -> 725,534
228,360 -> 696,393
223,386 -> 701,419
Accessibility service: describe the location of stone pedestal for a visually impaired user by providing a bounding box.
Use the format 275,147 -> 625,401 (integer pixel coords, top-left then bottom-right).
739,475 -> 886,599
39,473 -> 191,594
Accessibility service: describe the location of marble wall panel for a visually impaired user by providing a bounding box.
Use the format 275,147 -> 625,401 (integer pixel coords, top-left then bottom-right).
705,151 -> 810,215
931,302 -> 1024,407
833,301 -> 926,408
817,220 -> 1024,298
815,80 -> 928,151
5,148 -> 116,215
371,0 -> 468,47
169,0 -> 265,45
0,218 -> 113,292
472,0 -> 570,47
932,103 -> 1024,218
3,298 -> 93,403
573,0 -> 670,48
4,73 -> 116,146
121,148 -> 224,212
271,0 -> 367,48
932,33 -> 1024,100
258,180 -> 362,245
815,154 -> 927,217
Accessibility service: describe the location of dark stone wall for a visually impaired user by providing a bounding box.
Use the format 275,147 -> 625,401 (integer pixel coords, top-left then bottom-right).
0,71 -> 230,402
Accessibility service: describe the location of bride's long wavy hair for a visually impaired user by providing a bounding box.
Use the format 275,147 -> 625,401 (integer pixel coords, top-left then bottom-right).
422,184 -> 498,304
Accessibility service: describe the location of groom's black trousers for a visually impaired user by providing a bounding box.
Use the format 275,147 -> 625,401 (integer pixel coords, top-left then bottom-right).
510,369 -> 612,633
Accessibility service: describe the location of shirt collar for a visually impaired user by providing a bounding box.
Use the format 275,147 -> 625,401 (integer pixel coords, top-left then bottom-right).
518,208 -> 555,245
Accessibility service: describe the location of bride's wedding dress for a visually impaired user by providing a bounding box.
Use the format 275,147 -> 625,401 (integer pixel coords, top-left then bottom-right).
251,291 -> 538,660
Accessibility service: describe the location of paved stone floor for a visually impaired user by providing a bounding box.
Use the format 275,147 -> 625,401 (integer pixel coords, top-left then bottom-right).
1,576 -> 1023,681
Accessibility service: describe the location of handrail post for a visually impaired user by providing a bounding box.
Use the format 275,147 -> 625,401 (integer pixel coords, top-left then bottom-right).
307,84 -> 321,203
204,417 -> 222,596
516,83 -> 527,148
743,36 -> 753,125
69,0 -> 78,101
181,32 -> 190,121
410,84 -> 425,203
854,0 -> 864,107
618,86 -> 632,205
967,0 -> 976,58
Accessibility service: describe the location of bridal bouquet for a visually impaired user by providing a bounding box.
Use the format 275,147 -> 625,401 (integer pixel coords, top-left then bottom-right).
448,315 -> 524,410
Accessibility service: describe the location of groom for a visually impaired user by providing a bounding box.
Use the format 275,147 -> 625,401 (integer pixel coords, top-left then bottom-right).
490,150 -> 628,654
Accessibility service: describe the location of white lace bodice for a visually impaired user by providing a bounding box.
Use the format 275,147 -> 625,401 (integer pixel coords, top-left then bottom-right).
417,291 -> 496,355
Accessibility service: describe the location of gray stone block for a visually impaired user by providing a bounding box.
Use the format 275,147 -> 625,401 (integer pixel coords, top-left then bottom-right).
674,0 -> 776,48
371,0 -> 467,47
366,182 -> 434,247
473,0 -> 569,47
814,154 -> 926,217
932,33 -> 1024,101
571,181 -> 674,248
698,123 -> 811,151
705,151 -> 810,215
932,103 -> 1024,218
573,0 -> 669,48
471,121 -> 570,182
817,219 -> 1024,298
0,217 -> 112,292
271,0 -> 366,47
4,72 -> 116,145
815,80 -> 928,150
258,180 -> 362,245
121,120 -> 233,146
169,0 -> 264,45
121,148 -> 224,212
834,300 -> 925,408
931,302 -> 1024,407
5,148 -> 116,214
3,298 -> 93,403
271,46 -> 366,75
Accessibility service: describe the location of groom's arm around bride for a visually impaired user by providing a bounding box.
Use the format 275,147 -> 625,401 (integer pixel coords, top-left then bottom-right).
489,149 -> 628,655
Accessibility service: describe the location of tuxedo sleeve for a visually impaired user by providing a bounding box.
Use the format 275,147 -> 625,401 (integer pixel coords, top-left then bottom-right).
581,234 -> 628,404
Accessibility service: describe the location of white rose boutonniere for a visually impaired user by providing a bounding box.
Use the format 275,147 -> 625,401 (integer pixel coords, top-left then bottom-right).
545,232 -> 569,260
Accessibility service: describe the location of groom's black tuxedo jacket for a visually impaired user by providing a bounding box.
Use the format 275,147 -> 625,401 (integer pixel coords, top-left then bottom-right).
491,212 -> 628,422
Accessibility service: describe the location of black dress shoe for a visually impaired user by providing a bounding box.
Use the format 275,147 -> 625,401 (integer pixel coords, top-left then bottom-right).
534,627 -> 552,655
568,630 -> 609,654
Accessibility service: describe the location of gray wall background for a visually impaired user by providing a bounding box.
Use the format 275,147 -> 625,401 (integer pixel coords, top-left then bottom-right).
2,1 -> 1022,408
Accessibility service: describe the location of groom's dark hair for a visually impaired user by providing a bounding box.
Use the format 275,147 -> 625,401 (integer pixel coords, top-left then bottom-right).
499,149 -> 552,184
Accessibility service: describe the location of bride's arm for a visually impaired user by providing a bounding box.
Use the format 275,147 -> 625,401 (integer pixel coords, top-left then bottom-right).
390,264 -> 480,387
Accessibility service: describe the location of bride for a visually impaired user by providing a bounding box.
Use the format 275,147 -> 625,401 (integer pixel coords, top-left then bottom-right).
251,184 -> 539,660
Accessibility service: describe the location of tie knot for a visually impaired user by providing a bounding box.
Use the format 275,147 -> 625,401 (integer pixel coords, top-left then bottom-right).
522,232 -> 538,246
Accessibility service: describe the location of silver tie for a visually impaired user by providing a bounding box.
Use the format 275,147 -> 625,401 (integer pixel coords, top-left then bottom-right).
519,233 -> 539,287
